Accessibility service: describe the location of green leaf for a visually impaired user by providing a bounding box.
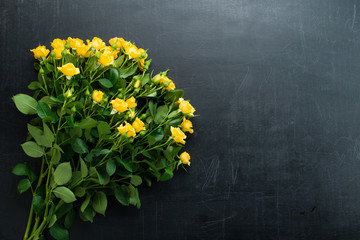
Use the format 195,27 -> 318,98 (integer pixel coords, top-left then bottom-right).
52,148 -> 62,165
28,81 -> 42,90
154,105 -> 168,124
113,55 -> 124,68
164,90 -> 184,102
84,56 -> 97,72
106,159 -> 116,176
98,78 -> 113,88
53,162 -> 72,185
48,214 -> 57,228
92,191 -> 107,216
71,138 -> 88,154
64,210 -> 76,229
53,187 -> 77,203
36,101 -> 58,123
147,127 -> 164,146
105,67 -> 119,84
160,169 -> 174,181
119,64 -> 138,78
129,185 -> 141,208
17,179 -> 31,194
12,163 -> 37,182
32,195 -> 44,215
56,203 -> 73,219
116,158 -> 132,172
64,54 -> 76,64
42,122 -> 55,146
27,124 -> 43,145
148,101 -> 155,116
78,118 -> 97,129
12,94 -> 38,115
141,74 -> 150,86
82,206 -> 95,223
49,224 -> 69,240
12,163 -> 29,176
75,187 -> 86,197
114,185 -> 130,206
81,194 -> 91,213
97,121 -> 111,137
21,141 -> 44,158
130,175 -> 142,186
80,158 -> 88,178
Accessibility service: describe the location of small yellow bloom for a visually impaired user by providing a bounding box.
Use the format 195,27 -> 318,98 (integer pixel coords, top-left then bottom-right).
124,44 -> 141,59
92,90 -> 104,103
67,37 -> 84,49
132,117 -> 145,133
138,59 -> 145,71
51,39 -> 66,49
160,76 -> 175,91
64,89 -> 72,98
117,121 -> 136,137
134,80 -> 141,88
98,53 -> 114,66
126,96 -> 137,108
111,98 -> 128,113
177,98 -> 196,116
30,46 -> 50,59
109,37 -> 127,49
170,126 -> 186,144
152,74 -> 162,84
181,118 -> 194,134
53,48 -> 63,59
129,110 -> 136,119
76,44 -> 91,57
57,63 -> 80,77
179,152 -> 191,166
102,46 -> 119,58
87,37 -> 106,50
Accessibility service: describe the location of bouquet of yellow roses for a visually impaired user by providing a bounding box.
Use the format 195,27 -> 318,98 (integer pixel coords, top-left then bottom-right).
12,36 -> 196,240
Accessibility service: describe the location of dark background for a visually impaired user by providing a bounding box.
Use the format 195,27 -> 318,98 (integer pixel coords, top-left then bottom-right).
1,0 -> 360,239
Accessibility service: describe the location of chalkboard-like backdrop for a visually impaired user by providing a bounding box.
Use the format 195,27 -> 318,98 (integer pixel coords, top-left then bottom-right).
1,0 -> 360,239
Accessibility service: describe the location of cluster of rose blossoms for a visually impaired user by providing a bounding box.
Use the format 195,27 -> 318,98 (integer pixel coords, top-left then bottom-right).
30,37 -> 196,165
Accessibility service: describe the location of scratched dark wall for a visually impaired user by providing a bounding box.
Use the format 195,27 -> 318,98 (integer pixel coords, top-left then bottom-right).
1,0 -> 360,239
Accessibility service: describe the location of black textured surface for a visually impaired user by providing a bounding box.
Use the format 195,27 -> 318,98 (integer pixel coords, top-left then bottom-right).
2,0 -> 360,239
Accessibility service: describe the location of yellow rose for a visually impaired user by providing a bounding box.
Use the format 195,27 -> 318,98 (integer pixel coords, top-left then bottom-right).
138,59 -> 145,71
170,126 -> 186,144
138,48 -> 147,59
30,46 -> 50,59
134,80 -> 141,88
179,152 -> 191,166
57,63 -> 80,77
67,37 -> 84,48
92,90 -> 104,103
76,44 -> 91,57
126,96 -> 137,108
109,37 -> 127,49
53,48 -> 63,59
151,74 -> 162,84
102,46 -> 119,58
117,121 -> 136,137
160,76 -> 175,91
98,53 -> 114,66
181,118 -> 194,134
177,98 -> 196,116
87,37 -> 106,50
51,39 -> 66,49
110,98 -> 128,113
129,110 -> 136,119
124,44 -> 141,59
132,117 -> 145,133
